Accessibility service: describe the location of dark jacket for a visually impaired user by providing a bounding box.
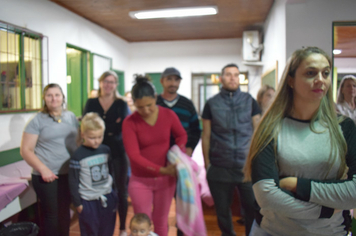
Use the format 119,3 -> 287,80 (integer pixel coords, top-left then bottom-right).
204,88 -> 258,169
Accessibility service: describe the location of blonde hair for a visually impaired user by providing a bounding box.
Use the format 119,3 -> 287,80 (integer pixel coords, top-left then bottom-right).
81,112 -> 105,133
97,71 -> 121,99
256,84 -> 275,108
337,75 -> 356,104
244,47 -> 347,181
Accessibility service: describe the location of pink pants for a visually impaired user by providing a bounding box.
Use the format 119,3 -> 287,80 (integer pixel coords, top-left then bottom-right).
128,175 -> 176,236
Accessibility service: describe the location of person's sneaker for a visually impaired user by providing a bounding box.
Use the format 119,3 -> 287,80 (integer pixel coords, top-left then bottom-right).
119,230 -> 127,236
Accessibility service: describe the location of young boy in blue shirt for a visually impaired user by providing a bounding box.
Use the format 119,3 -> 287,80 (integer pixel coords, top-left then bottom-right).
69,112 -> 117,236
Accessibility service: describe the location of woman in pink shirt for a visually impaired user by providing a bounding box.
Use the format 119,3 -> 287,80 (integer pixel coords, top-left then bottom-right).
122,75 -> 187,236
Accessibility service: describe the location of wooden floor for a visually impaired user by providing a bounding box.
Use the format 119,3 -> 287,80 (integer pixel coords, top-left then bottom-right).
69,198 -> 245,236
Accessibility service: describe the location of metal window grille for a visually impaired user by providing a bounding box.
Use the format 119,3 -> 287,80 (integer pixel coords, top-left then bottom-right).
0,20 -> 48,113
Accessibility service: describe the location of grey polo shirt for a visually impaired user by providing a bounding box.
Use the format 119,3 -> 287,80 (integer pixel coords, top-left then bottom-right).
24,111 -> 79,175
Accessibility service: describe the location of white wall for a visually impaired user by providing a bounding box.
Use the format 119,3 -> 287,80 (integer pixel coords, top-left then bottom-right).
0,0 -> 130,151
262,0 -> 287,82
0,1 -> 258,152
0,113 -> 35,152
127,38 -> 262,98
0,0 -> 129,88
335,58 -> 356,74
286,0 -> 356,58
5,0 -> 355,153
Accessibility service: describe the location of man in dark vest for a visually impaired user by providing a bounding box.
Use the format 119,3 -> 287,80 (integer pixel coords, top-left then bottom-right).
202,63 -> 261,236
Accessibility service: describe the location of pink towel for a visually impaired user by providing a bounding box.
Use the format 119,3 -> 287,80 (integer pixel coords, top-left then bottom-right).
167,145 -> 207,236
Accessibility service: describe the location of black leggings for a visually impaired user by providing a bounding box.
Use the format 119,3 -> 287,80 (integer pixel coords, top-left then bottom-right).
110,155 -> 129,230
32,174 -> 71,236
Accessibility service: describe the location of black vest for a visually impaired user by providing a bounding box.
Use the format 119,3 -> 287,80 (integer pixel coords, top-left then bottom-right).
208,88 -> 254,169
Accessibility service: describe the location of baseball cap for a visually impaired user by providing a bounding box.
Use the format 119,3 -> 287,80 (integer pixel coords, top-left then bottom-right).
161,67 -> 182,79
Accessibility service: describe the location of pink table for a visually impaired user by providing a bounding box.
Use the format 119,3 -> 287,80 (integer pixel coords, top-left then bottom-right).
0,183 -> 27,211
0,160 -> 32,212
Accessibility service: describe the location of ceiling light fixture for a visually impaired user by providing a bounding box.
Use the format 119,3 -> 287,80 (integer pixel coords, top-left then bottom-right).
129,6 -> 218,19
333,49 -> 342,55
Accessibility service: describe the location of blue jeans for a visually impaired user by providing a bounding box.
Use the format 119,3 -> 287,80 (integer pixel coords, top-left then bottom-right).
249,220 -> 272,236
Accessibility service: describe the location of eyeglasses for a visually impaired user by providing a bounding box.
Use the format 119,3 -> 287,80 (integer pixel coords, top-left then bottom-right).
102,80 -> 117,85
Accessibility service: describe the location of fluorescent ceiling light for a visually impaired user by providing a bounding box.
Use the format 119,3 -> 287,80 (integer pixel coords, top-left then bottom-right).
333,49 -> 342,55
129,6 -> 218,19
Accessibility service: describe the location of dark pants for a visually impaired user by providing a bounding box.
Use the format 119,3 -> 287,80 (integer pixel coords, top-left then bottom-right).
32,174 -> 71,236
78,191 -> 117,236
110,155 -> 128,230
208,180 -> 255,236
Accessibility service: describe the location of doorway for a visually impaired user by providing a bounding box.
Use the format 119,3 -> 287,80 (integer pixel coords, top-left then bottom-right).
332,22 -> 356,100
112,69 -> 125,96
191,72 -> 249,115
66,44 -> 89,117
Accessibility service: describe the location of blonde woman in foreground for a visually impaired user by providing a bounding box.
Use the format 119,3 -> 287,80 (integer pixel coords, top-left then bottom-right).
244,47 -> 356,236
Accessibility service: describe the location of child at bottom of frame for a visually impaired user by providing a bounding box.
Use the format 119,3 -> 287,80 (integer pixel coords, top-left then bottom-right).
130,213 -> 159,236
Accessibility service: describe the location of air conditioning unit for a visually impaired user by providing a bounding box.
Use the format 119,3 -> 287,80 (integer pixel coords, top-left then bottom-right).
243,31 -> 263,62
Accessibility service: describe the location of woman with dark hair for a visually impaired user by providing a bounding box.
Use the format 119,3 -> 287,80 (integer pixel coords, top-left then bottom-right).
83,71 -> 129,236
336,75 -> 356,123
244,47 -> 356,236
20,83 -> 78,236
122,75 -> 187,236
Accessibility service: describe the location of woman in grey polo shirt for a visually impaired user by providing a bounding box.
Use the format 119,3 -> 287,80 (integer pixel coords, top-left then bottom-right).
20,83 -> 78,236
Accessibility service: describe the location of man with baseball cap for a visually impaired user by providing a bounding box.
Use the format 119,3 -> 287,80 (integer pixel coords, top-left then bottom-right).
157,67 -> 201,156
157,67 -> 201,236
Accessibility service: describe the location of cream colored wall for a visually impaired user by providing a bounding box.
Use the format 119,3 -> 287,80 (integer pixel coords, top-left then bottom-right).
127,38 -> 263,99
0,0 -> 129,151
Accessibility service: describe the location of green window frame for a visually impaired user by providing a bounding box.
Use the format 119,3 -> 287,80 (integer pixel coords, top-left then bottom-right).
0,20 -> 48,113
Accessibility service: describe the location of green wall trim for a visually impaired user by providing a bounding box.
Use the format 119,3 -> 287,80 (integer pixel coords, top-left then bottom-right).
112,69 -> 125,96
0,110 -> 39,115
66,43 -> 90,53
0,148 -> 23,167
90,53 -> 94,91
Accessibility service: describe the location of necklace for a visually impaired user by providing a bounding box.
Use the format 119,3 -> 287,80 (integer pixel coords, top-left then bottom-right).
49,113 -> 62,123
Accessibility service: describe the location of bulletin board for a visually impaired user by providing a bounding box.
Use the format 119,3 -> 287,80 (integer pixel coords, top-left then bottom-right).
261,61 -> 278,89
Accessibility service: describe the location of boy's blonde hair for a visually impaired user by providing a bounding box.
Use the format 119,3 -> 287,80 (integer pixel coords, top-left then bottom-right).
81,112 -> 105,133
130,213 -> 151,227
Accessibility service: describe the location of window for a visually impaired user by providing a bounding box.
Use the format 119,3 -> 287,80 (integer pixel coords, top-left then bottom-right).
91,53 -> 125,96
92,54 -> 111,91
0,21 -> 48,113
